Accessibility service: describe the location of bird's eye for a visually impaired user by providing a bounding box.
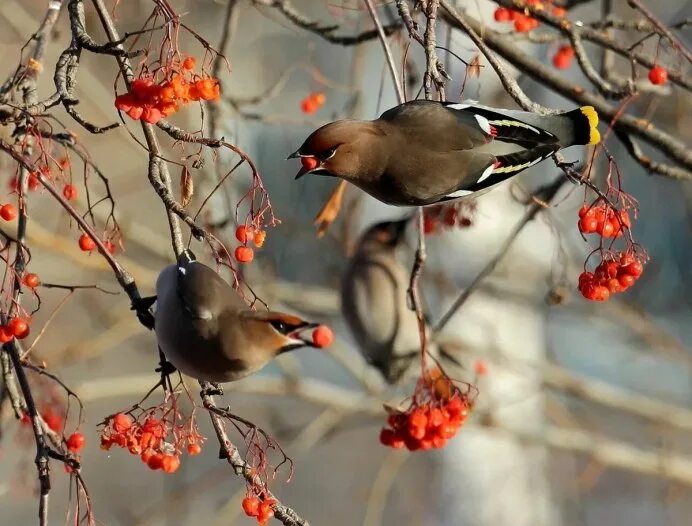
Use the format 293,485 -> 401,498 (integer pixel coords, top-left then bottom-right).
270,320 -> 290,334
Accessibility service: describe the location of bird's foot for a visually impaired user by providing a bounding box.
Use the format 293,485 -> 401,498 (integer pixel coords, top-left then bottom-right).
131,295 -> 156,330
201,382 -> 224,397
154,360 -> 177,377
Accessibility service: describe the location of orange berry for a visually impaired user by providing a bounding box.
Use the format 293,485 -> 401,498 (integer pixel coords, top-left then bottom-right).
141,107 -> 162,124
552,6 -> 567,17
257,501 -> 274,523
254,230 -> 266,248
187,443 -> 202,456
182,57 -> 196,70
63,184 -> 78,201
126,106 -> 144,120
0,204 -> 17,221
300,98 -> 318,114
234,245 -> 254,263
78,234 -> 96,252
312,325 -> 334,348
312,92 -> 326,106
22,273 -> 40,288
58,157 -> 70,170
161,454 -> 180,473
66,432 -> 85,452
235,225 -> 254,244
514,16 -> 534,32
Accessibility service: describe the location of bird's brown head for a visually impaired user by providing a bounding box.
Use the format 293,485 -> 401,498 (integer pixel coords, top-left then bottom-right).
359,217 -> 410,249
289,120 -> 386,182
240,311 -> 320,356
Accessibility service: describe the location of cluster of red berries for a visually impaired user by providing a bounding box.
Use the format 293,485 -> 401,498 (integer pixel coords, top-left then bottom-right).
578,203 -> 631,238
0,316 -> 31,342
0,203 -> 17,221
300,92 -> 326,115
648,65 -> 668,85
78,233 -> 116,255
578,252 -> 645,302
99,412 -> 204,474
379,389 -> 471,451
115,57 -> 220,125
379,396 -> 470,451
553,45 -> 575,69
242,496 -> 278,525
423,202 -> 475,235
234,225 -> 267,264
493,1 -> 566,33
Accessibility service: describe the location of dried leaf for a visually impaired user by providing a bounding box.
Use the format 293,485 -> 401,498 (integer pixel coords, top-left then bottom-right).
180,166 -> 193,207
313,180 -> 347,238
467,54 -> 482,78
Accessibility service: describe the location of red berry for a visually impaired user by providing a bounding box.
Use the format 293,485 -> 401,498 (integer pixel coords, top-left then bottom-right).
553,6 -> 567,17
112,413 -> 132,432
126,105 -> 144,120
257,501 -> 275,523
553,48 -> 573,69
591,285 -> 610,302
78,234 -> 96,252
0,326 -> 13,343
300,156 -> 319,171
42,409 -> 63,432
182,57 -> 196,70
23,273 -> 40,288
578,216 -> 598,234
379,428 -> 395,446
161,454 -> 180,473
187,443 -> 202,456
103,240 -> 116,254
578,205 -> 591,218
514,17 -> 533,32
242,496 -> 260,517
147,453 -> 164,470
234,245 -> 254,263
140,449 -> 154,464
63,184 -> 78,201
300,98 -> 319,114
494,7 -> 512,22
8,317 -> 28,337
428,408 -> 445,428
66,432 -> 85,452
28,173 -> 40,191
235,225 -> 254,244
0,204 -> 17,221
618,274 -> 636,289
648,66 -> 668,85
600,221 -> 615,238
312,325 -> 334,348
141,107 -> 162,124
623,260 -> 643,278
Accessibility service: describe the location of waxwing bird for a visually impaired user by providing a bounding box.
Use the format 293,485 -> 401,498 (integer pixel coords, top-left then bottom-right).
341,217 -> 429,383
154,250 -> 320,383
290,100 -> 600,206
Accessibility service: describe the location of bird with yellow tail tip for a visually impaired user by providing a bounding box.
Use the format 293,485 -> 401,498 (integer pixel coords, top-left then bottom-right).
290,100 -> 600,206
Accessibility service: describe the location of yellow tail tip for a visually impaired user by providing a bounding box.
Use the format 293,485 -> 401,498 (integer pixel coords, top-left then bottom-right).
580,106 -> 600,144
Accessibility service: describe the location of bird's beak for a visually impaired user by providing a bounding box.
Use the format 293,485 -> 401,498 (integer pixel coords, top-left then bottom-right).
287,321 -> 320,348
287,149 -> 301,160
294,166 -> 309,180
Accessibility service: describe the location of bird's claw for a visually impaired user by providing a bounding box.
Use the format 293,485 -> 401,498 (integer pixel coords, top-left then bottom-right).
131,296 -> 156,330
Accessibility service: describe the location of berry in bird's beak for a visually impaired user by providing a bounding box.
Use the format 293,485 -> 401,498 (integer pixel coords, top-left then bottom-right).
294,156 -> 319,180
311,325 -> 334,348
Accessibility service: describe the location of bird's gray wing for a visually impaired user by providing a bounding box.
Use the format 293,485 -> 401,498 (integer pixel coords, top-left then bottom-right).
378,100 -> 489,152
175,262 -> 236,321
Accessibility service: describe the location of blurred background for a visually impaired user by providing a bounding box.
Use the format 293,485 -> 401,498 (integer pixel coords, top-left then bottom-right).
0,1 -> 690,525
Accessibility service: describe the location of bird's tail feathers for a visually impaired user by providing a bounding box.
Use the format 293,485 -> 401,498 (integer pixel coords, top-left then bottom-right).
561,106 -> 600,146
